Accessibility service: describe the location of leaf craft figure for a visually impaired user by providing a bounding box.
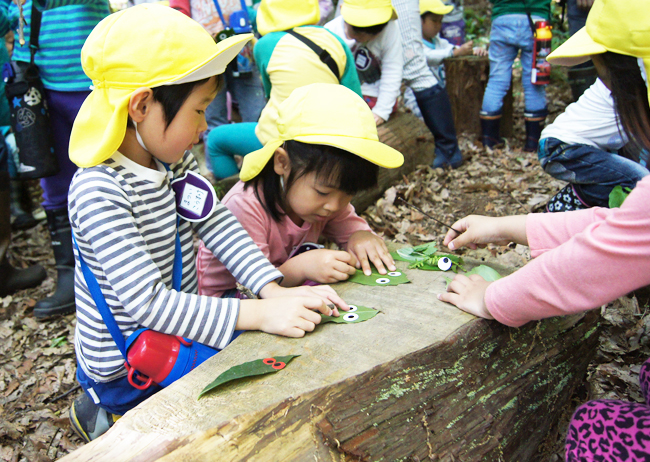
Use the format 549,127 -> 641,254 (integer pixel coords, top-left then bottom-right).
198,355 -> 299,399
391,243 -> 464,272
443,264 -> 503,288
347,269 -> 410,286
320,304 -> 379,324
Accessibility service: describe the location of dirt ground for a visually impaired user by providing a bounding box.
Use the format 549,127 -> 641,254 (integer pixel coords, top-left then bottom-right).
3,74 -> 650,461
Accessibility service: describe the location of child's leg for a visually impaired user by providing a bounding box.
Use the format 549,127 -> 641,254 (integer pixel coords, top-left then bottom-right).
229,67 -> 266,124
539,137 -> 650,207
518,24 -> 548,152
565,399 -> 650,461
206,122 -> 263,180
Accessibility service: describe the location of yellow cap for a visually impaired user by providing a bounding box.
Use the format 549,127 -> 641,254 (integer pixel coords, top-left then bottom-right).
419,0 -> 454,16
240,84 -> 404,181
341,0 -> 397,28
547,0 -> 650,107
256,0 -> 320,36
69,4 -> 252,168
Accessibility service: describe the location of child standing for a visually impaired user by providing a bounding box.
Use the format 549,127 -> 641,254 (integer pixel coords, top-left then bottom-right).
197,84 -> 404,296
66,5 -> 346,442
325,0 -> 403,126
206,0 -> 363,180
439,0 -> 650,456
480,0 -> 551,152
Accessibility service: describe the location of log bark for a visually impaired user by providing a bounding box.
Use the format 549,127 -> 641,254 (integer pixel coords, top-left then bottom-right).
211,111 -> 435,212
444,55 -> 514,138
61,257 -> 601,462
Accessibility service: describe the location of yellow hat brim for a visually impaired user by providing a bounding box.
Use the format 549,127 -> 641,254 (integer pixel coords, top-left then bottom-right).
341,4 -> 398,28
70,34 -> 252,168
240,135 -> 404,182
420,5 -> 454,15
547,26 -> 607,66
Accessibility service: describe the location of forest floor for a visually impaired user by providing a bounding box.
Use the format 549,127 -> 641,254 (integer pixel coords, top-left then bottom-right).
3,71 -> 650,462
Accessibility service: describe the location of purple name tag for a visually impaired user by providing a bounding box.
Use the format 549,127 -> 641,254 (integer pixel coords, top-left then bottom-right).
170,171 -> 216,222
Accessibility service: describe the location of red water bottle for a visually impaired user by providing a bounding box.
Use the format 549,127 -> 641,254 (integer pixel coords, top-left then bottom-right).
531,20 -> 552,85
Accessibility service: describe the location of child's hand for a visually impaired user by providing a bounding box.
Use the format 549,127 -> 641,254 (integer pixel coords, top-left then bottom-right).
299,249 -> 358,285
238,297 -> 334,338
258,280 -> 349,315
442,215 -> 528,251
347,231 -> 396,276
473,47 -> 488,57
453,40 -> 474,57
437,274 -> 494,320
373,113 -> 386,126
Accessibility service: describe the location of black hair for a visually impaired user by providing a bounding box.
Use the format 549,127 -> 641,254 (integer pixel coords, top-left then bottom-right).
351,21 -> 389,36
421,12 -> 442,21
245,140 -> 380,222
126,75 -> 223,130
600,52 -> 650,159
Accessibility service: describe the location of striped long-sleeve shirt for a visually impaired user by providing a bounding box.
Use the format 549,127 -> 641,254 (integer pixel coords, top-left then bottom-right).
69,151 -> 283,382
0,0 -> 108,91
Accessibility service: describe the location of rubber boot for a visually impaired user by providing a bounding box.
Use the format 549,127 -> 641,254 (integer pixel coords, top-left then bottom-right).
0,171 -> 46,297
413,84 -> 463,169
545,184 -> 589,212
568,63 -> 598,103
479,115 -> 502,149
523,117 -> 545,153
10,180 -> 38,230
33,208 -> 75,319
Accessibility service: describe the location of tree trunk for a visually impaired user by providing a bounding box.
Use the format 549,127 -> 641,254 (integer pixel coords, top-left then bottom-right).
212,111 -> 435,212
444,55 -> 514,138
60,257 -> 601,462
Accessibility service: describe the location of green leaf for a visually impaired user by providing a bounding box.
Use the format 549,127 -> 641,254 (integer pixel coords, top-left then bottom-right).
464,265 -> 503,282
608,185 -> 631,208
199,355 -> 299,399
50,336 -> 67,348
320,305 -> 379,324
347,269 -> 410,286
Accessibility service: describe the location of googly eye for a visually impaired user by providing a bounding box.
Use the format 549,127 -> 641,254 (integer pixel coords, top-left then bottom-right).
387,271 -> 402,277
263,358 -> 276,365
348,305 -> 358,312
437,257 -> 453,271
343,313 -> 359,322
271,361 -> 286,370
376,278 -> 390,284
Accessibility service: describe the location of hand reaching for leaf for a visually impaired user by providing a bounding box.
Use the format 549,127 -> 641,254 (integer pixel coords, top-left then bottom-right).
443,215 -> 529,251
279,249 -> 358,286
258,280 -> 348,315
438,274 -> 494,320
347,231 -> 396,276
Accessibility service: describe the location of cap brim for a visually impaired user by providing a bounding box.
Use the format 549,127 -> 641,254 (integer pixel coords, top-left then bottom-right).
240,140 -> 284,182
422,5 -> 454,15
547,26 -> 607,66
295,135 -> 404,169
341,5 -> 397,27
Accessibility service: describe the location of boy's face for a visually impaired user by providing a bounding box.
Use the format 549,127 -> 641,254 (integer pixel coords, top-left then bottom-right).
344,21 -> 377,44
421,14 -> 443,41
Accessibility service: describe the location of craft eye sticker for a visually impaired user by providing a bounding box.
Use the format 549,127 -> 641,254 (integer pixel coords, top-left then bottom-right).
198,355 -> 299,399
320,305 -> 379,324
348,269 -> 410,286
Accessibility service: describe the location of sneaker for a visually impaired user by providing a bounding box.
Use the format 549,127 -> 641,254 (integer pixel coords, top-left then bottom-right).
545,184 -> 588,213
69,393 -> 120,442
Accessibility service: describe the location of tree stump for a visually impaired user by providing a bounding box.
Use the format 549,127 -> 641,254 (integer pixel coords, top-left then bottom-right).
444,55 -> 514,138
60,257 -> 601,462
211,111 -> 435,210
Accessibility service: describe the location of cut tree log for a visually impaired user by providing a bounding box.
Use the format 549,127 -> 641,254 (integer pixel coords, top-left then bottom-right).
61,257 -> 600,462
209,111 -> 436,212
444,55 -> 514,138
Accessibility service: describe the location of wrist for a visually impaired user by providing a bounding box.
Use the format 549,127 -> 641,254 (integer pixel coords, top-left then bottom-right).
258,281 -> 281,299
237,300 -> 263,330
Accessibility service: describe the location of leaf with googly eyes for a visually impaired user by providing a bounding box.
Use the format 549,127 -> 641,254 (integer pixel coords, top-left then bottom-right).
347,269 -> 410,286
320,305 -> 379,324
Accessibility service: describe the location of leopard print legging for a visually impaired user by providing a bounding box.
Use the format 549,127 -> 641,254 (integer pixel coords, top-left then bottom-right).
566,358 -> 650,461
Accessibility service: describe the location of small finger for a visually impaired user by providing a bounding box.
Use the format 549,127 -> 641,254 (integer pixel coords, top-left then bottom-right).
284,327 -> 307,338
369,252 -> 387,275
437,291 -> 461,307
295,318 -> 317,333
359,253 -> 372,275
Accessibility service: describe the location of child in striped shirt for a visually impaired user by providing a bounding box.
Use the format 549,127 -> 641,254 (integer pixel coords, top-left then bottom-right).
65,5 -> 346,442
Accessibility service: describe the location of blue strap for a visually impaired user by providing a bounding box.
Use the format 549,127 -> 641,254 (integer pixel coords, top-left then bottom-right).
211,0 -> 227,27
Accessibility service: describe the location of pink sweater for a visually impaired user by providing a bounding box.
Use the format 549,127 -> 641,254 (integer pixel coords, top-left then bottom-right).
487,175 -> 650,327
197,181 -> 372,296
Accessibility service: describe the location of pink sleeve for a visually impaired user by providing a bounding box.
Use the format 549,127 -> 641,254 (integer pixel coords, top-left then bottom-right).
321,204 -> 373,249
224,190 -> 273,260
485,176 -> 650,327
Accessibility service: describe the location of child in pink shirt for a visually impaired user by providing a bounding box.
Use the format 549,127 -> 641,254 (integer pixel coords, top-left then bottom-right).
197,83 -> 404,297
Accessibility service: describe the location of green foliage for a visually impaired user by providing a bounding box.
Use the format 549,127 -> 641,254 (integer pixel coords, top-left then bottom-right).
608,185 -> 631,208
391,244 -> 465,272
464,264 -> 503,282
198,355 -> 299,399
50,336 -> 67,348
320,305 -> 379,324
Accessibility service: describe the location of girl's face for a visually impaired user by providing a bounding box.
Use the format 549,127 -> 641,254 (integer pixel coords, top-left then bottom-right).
140,77 -> 217,164
273,147 -> 353,226
421,14 -> 443,41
